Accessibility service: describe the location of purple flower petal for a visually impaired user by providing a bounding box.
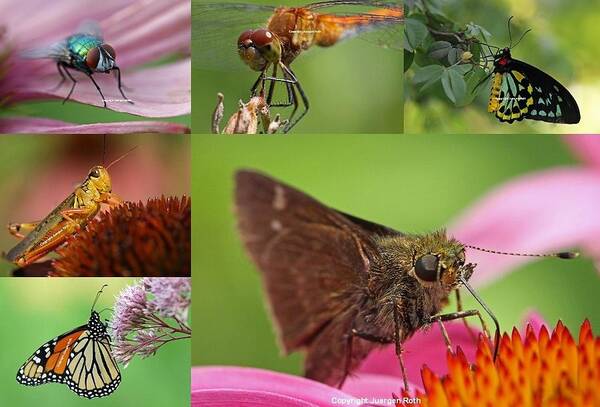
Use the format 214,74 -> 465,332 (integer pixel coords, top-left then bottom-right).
14,59 -> 191,117
564,135 -> 600,170
450,167 -> 600,286
191,367 -> 361,407
0,117 -> 189,134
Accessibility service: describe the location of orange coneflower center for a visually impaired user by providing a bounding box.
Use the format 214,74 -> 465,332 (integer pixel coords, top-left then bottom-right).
405,320 -> 599,407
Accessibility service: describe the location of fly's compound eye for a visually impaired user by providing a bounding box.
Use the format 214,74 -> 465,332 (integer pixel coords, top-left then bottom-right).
414,254 -> 440,282
89,168 -> 101,178
101,44 -> 116,59
86,47 -> 100,69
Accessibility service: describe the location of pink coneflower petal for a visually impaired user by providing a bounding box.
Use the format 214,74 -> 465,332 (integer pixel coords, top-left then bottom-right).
0,117 -> 189,134
564,135 -> 600,170
14,59 -> 191,117
192,367 -> 362,407
450,167 -> 600,286
342,372 -> 420,400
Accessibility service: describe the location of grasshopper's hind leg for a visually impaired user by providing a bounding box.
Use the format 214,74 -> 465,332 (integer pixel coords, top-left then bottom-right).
8,221 -> 40,239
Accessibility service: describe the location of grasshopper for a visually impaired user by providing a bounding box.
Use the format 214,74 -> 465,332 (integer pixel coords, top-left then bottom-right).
4,152 -> 131,267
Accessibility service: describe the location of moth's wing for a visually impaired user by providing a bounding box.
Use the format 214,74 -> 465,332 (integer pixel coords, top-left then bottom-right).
335,210 -> 404,238
64,333 -> 121,399
235,170 -> 379,351
17,324 -> 88,387
491,59 -> 580,124
20,40 -> 70,63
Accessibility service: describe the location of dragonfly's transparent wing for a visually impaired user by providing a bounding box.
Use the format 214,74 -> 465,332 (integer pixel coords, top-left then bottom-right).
193,2 -> 276,72
20,39 -> 70,62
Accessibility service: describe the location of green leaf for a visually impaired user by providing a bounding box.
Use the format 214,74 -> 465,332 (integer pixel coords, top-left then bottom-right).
404,50 -> 415,72
428,41 -> 452,60
413,65 -> 444,85
441,68 -> 466,104
405,18 -> 428,50
447,47 -> 462,65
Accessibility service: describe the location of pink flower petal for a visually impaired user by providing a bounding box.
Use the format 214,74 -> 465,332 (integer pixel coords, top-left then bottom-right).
15,59 -> 190,117
521,310 -> 547,336
191,366 -> 361,407
357,322 -> 478,387
0,117 -> 189,134
342,372 -> 418,401
564,135 -> 600,170
450,167 -> 600,286
192,389 -> 319,407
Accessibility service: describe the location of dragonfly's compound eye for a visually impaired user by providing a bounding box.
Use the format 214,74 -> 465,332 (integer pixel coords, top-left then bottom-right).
238,30 -> 254,48
250,29 -> 275,48
414,254 -> 440,282
102,44 -> 116,59
86,47 -> 100,69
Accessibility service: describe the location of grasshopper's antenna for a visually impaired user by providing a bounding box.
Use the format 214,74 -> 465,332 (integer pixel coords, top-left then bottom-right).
106,146 -> 138,170
91,284 -> 108,312
102,135 -> 107,166
465,245 -> 579,259
460,276 -> 500,360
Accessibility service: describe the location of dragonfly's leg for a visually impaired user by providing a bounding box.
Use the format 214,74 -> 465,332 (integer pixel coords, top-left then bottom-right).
8,221 -> 40,239
86,73 -> 107,108
280,64 -> 309,133
114,66 -> 133,104
60,62 -> 78,104
50,62 -> 67,92
265,64 -> 278,105
250,71 -> 264,97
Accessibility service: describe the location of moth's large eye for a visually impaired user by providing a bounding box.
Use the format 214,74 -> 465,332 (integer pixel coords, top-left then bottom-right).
415,254 -> 440,282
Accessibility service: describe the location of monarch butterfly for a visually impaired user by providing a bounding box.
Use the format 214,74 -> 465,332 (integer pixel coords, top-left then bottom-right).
482,18 -> 580,124
16,285 -> 121,399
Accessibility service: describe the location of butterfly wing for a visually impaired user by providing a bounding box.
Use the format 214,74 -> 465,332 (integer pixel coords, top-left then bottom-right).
488,59 -> 580,124
17,313 -> 120,399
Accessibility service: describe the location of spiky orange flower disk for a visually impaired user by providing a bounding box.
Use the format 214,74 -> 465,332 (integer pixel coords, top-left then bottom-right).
52,196 -> 190,277
404,320 -> 599,407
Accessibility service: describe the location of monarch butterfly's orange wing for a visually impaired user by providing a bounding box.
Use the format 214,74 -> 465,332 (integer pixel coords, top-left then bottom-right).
17,325 -> 87,386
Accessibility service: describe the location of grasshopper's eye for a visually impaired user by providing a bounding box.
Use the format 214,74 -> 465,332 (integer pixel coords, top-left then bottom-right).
415,254 -> 440,282
90,168 -> 101,178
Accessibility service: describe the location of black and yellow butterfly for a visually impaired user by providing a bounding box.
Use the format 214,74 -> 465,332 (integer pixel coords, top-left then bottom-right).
16,286 -> 120,399
487,46 -> 580,124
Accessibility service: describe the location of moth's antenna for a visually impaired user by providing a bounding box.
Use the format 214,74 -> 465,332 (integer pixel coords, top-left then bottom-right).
106,145 -> 138,170
465,245 -> 579,259
460,276 -> 500,360
91,284 -> 108,312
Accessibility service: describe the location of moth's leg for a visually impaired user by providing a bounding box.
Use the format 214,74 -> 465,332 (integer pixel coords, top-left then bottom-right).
428,309 -> 495,355
8,221 -> 40,239
455,289 -> 479,343
392,305 -> 409,391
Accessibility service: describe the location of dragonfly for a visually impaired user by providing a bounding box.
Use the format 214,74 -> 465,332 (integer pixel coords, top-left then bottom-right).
193,1 -> 403,132
22,21 -> 133,108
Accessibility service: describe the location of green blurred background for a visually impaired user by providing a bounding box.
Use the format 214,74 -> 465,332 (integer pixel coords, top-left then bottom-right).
192,134 -> 600,375
0,278 -> 189,406
0,134 -> 190,276
192,0 -> 402,133
405,0 -> 600,134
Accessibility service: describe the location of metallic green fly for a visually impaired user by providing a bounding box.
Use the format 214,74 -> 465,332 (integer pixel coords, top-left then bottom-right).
22,21 -> 133,107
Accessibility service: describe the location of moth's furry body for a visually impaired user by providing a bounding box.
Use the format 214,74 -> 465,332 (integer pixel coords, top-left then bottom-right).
235,170 -> 476,387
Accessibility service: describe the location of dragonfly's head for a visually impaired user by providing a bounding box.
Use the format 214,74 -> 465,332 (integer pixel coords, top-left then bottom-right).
86,165 -> 112,194
86,44 -> 116,72
238,29 -> 282,71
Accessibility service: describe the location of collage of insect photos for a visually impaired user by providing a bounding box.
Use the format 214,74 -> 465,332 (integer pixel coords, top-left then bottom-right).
0,0 -> 599,406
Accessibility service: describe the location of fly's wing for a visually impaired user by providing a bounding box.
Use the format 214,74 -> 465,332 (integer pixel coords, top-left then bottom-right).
76,20 -> 104,40
235,170 -> 396,386
4,192 -> 77,263
20,39 -> 70,63
491,59 -> 580,124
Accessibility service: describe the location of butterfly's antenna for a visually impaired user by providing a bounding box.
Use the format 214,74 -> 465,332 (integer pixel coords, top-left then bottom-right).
512,28 -> 532,49
465,244 -> 579,259
507,16 -> 514,48
459,275 -> 500,361
97,307 -> 113,316
106,145 -> 138,170
91,284 -> 108,312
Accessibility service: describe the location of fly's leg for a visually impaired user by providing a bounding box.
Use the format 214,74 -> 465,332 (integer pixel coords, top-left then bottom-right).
8,221 -> 40,239
50,63 -> 67,92
86,73 -> 107,108
113,66 -> 133,104
60,62 -> 78,104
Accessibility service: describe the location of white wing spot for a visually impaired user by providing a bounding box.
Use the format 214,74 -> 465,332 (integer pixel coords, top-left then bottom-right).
273,185 -> 286,210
